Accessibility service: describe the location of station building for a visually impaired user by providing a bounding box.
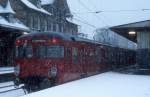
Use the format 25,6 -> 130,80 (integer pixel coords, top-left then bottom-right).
0,0 -> 78,67
111,20 -> 150,68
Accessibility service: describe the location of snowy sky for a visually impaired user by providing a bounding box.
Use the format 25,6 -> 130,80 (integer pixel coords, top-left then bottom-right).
67,0 -> 150,38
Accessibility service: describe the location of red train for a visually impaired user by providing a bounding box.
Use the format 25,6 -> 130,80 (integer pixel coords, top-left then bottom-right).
14,32 -> 136,91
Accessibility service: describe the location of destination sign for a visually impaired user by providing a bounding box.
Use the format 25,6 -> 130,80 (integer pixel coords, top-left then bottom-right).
32,39 -> 46,42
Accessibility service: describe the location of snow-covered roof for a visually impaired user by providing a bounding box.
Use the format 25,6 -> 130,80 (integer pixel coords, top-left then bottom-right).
66,17 -> 79,25
41,0 -> 55,5
0,0 -> 15,14
21,0 -> 51,15
0,5 -> 4,13
0,16 -> 29,31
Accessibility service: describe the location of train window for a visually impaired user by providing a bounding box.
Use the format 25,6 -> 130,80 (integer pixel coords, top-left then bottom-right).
66,47 -> 71,62
47,46 -> 64,58
25,46 -> 33,58
72,47 -> 78,64
16,45 -> 24,58
36,46 -> 46,58
16,45 -> 33,58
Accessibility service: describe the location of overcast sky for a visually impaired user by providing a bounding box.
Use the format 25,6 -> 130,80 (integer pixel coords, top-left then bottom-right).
67,0 -> 150,38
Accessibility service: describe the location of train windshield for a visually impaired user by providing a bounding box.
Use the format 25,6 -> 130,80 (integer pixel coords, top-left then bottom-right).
36,45 -> 64,58
16,45 -> 33,58
47,46 -> 64,58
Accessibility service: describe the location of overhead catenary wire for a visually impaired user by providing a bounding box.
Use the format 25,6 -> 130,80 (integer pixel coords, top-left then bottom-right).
86,0 -> 112,26
73,17 -> 97,28
77,0 -> 110,27
72,9 -> 150,14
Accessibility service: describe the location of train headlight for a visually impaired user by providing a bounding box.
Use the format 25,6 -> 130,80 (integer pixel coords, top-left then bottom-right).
49,65 -> 57,77
14,65 -> 20,76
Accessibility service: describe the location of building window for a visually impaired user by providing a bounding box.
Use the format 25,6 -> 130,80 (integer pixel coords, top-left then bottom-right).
30,16 -> 34,29
53,23 -> 56,31
33,16 -> 38,30
48,22 -> 52,31
37,16 -> 41,31
61,25 -> 64,32
56,24 -> 59,32
44,19 -> 48,31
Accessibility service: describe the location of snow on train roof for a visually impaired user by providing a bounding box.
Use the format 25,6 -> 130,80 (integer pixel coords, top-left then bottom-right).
18,32 -> 135,50
18,32 -> 70,40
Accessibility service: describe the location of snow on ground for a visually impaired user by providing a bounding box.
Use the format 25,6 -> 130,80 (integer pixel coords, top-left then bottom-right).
0,67 -> 14,74
0,89 -> 25,97
0,81 -> 14,88
0,81 -> 25,97
22,72 -> 150,97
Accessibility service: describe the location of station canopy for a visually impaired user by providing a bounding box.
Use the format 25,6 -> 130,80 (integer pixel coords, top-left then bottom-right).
110,20 -> 150,43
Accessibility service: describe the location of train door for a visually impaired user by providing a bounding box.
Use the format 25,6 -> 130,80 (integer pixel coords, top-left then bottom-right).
72,46 -> 82,79
65,46 -> 72,73
80,47 -> 86,75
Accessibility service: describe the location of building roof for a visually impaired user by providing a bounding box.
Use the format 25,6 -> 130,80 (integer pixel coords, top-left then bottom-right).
110,20 -> 150,42
41,0 -> 55,5
0,0 -> 15,14
0,16 -> 29,31
21,0 -> 52,15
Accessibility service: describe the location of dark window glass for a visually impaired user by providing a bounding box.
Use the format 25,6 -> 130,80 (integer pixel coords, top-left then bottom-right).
80,49 -> 84,64
47,46 -> 64,58
53,23 -> 56,31
73,47 -> 78,64
36,46 -> 46,58
16,45 -> 33,58
16,45 -> 24,58
25,46 -> 33,58
66,47 -> 71,62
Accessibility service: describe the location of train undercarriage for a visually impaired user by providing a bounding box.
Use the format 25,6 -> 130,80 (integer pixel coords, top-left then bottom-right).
14,76 -> 56,92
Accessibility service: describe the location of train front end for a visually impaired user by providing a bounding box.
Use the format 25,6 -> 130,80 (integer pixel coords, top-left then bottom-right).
14,33 -> 65,90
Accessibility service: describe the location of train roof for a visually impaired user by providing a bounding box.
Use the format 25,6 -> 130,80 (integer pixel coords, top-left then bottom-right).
17,32 -> 136,50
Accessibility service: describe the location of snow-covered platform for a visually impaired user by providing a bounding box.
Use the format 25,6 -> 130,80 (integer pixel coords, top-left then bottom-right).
0,67 -> 14,83
0,81 -> 25,97
22,72 -> 150,97
0,67 -> 14,75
